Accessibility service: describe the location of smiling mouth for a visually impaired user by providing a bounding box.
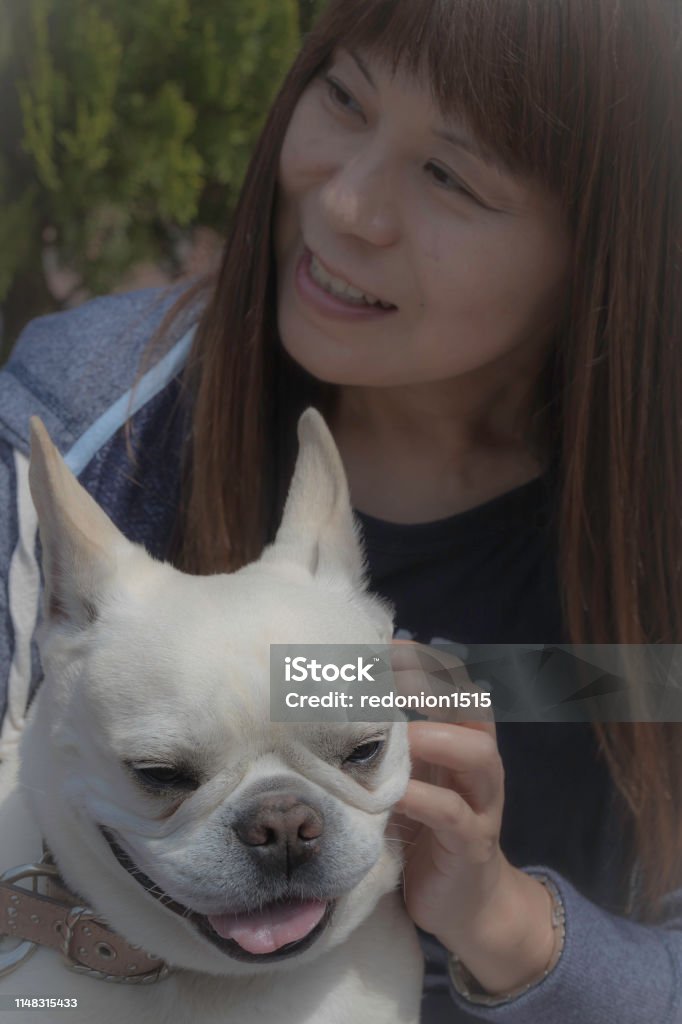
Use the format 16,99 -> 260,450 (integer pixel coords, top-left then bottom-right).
98,826 -> 335,963
308,249 -> 396,310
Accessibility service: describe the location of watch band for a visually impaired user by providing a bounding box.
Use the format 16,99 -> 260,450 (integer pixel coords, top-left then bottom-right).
447,874 -> 566,1007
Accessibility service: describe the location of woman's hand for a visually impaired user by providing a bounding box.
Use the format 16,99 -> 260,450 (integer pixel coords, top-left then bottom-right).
388,641 -> 557,996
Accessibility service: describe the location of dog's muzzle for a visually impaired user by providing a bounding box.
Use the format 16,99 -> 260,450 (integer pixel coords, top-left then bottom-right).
99,820 -> 337,964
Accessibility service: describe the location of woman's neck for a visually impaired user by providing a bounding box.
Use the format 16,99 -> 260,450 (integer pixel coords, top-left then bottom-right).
328,384 -> 549,524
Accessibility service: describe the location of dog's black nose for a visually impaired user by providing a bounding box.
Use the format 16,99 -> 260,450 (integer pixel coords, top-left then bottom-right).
233,793 -> 324,875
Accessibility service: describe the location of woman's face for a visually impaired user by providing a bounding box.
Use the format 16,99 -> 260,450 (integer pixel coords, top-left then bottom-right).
274,46 -> 573,389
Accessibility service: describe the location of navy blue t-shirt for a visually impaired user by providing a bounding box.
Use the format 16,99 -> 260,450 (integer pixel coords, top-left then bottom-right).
354,474 -> 633,1022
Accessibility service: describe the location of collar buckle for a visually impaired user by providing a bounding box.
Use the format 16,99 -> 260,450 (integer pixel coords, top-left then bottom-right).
0,851 -> 171,984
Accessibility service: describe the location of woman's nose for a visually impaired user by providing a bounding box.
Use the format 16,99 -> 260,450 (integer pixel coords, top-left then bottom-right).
319,149 -> 400,247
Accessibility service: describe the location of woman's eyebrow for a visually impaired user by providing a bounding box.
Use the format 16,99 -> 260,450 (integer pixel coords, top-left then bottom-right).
345,47 -> 515,181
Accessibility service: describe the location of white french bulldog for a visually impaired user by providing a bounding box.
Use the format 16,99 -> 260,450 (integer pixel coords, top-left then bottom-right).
0,409 -> 424,1023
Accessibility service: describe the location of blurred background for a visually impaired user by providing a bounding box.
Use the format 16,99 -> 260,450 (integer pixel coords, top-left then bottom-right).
0,0 -> 327,362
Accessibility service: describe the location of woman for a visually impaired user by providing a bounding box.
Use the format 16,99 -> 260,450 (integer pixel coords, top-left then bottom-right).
0,0 -> 680,1020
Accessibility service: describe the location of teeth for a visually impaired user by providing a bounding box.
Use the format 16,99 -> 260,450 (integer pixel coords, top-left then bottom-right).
310,254 -> 393,309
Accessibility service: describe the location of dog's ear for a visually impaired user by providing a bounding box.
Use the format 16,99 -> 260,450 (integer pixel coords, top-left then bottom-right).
261,408 -> 368,589
28,416 -> 134,628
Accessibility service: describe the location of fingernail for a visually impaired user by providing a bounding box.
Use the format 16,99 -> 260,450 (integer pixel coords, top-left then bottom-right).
430,638 -> 469,660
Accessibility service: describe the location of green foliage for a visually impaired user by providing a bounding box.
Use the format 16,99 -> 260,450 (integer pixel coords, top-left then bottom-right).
299,0 -> 329,34
0,0 -> 303,346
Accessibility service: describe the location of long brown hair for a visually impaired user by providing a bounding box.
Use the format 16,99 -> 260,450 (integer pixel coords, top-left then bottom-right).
133,0 -> 682,918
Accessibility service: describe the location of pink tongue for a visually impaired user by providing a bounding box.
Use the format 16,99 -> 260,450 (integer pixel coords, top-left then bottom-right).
207,900 -> 327,955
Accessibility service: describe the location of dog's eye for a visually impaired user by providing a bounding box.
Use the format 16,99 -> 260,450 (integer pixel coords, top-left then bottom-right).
345,740 -> 384,765
134,766 -> 192,788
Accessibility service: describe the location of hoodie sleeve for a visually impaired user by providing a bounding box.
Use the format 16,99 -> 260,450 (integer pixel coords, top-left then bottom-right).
0,439 -> 42,758
445,865 -> 682,1024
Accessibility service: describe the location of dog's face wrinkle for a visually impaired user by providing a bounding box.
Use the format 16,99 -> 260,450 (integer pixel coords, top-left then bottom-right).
99,826 -> 192,919
97,825 -> 337,963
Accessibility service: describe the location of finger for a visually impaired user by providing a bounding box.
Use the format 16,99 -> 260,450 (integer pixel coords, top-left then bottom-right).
390,640 -> 494,727
405,722 -> 503,811
393,778 -> 478,852
407,721 -> 502,774
406,749 -> 436,787
390,639 -> 467,681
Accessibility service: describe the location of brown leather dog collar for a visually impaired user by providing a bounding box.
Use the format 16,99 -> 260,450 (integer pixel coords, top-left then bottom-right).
0,845 -> 170,983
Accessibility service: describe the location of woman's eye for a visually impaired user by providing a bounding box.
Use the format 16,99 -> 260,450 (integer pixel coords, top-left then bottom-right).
344,740 -> 384,765
323,75 -> 362,118
425,161 -> 475,200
